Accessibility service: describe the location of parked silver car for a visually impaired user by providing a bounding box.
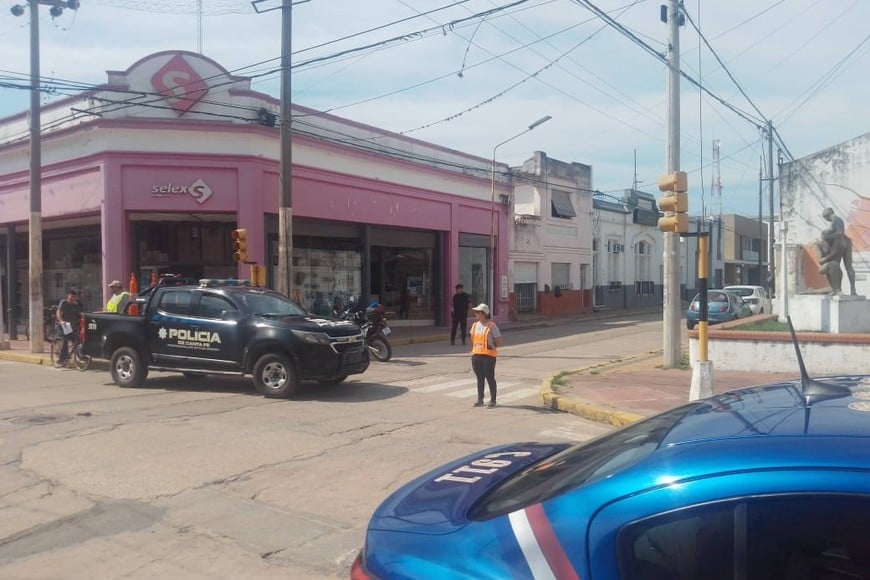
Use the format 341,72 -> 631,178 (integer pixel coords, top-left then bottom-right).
723,285 -> 771,315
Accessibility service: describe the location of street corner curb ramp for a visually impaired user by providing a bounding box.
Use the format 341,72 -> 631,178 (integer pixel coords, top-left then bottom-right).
540,352 -> 665,427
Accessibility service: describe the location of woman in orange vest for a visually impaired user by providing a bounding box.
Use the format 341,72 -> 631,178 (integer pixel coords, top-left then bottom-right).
469,303 -> 502,408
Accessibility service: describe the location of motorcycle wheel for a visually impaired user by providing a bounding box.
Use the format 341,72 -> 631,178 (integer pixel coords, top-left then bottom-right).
368,337 -> 392,362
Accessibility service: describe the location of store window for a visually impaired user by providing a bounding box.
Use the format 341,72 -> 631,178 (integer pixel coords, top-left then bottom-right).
44,228 -> 102,311
459,233 -> 491,307
292,245 -> 361,316
134,221 -> 236,286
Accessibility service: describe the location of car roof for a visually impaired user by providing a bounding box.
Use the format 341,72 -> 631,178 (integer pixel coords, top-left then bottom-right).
723,285 -> 763,290
662,376 -> 870,442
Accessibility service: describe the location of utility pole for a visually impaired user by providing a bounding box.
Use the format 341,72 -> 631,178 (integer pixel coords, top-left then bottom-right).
254,0 -> 305,297
277,0 -> 293,298
662,0 -> 682,368
766,120 -> 775,298
10,0 -> 80,352
758,156 -> 763,277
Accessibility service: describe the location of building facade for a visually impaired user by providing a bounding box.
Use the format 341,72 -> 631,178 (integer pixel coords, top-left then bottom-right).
0,51 -> 516,333
509,152 -> 594,316
591,189 -> 663,310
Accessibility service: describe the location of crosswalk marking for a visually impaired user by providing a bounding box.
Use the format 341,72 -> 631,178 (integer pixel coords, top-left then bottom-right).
497,387 -> 542,403
414,379 -> 475,393
446,381 -> 519,397
401,376 -> 542,405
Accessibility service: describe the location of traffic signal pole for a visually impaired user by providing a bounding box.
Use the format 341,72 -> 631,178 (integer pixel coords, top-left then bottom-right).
662,0 -> 682,368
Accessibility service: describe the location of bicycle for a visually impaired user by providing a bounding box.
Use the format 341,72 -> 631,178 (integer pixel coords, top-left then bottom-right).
49,316 -> 92,371
22,305 -> 60,343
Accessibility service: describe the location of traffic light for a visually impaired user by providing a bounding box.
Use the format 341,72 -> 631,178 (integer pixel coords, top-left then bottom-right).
657,171 -> 689,233
231,228 -> 249,263
251,264 -> 266,287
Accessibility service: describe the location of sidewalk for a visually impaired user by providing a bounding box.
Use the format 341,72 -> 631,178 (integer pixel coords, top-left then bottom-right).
2,307 -> 798,427
541,352 -> 799,427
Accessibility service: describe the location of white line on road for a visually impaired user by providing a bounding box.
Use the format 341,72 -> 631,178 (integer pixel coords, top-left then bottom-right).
447,381 -> 520,397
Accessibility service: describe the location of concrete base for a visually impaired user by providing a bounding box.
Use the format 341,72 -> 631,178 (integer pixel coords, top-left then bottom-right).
690,360 -> 714,401
787,294 -> 870,333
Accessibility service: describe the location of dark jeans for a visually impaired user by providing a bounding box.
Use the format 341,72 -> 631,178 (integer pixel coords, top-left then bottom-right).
472,354 -> 497,402
58,330 -> 76,363
450,316 -> 467,344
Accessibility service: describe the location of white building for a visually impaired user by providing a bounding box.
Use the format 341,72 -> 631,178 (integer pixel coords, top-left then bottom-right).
592,190 -> 663,309
509,151 -> 594,316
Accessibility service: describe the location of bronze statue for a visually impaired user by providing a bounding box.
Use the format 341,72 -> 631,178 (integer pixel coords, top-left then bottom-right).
816,207 -> 857,295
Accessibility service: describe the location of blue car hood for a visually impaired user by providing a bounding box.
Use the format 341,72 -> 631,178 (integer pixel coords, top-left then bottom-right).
368,442 -> 568,535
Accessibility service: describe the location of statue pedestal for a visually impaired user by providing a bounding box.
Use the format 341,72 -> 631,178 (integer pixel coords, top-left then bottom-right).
789,294 -> 870,333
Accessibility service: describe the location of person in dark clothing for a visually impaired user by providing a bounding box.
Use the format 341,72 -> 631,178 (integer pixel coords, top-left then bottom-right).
450,284 -> 471,345
55,290 -> 83,367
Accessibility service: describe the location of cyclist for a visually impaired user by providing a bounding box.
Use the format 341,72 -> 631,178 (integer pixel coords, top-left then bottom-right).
55,290 -> 83,368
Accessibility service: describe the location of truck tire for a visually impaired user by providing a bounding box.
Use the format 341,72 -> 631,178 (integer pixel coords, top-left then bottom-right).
110,347 -> 148,388
252,353 -> 298,398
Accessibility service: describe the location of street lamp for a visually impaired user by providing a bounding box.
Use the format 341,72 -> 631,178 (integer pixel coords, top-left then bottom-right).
489,115 -> 551,313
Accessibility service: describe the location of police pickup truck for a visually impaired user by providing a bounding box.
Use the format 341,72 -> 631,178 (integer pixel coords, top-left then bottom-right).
83,279 -> 369,398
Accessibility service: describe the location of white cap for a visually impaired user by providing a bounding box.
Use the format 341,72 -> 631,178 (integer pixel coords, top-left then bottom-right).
471,303 -> 490,315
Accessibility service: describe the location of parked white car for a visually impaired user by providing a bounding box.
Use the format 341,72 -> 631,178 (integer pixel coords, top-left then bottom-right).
722,285 -> 771,315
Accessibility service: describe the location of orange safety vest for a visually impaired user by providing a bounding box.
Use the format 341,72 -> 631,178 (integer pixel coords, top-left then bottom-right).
471,321 -> 498,357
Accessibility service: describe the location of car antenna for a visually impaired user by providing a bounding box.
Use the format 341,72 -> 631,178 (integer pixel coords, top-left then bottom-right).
786,315 -> 850,406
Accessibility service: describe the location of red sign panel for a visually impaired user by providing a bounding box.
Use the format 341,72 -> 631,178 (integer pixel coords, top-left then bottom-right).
151,54 -> 209,115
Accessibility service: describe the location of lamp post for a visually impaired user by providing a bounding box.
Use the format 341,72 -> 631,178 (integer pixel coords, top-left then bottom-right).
489,115 -> 551,314
10,0 -> 81,353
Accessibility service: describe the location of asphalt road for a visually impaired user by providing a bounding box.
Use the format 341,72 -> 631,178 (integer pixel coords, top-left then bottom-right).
0,312 -> 662,578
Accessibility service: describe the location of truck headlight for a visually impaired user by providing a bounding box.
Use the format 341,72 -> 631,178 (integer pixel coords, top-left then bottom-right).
291,329 -> 330,345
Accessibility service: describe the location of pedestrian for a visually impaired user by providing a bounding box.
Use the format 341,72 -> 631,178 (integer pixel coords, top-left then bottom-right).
469,303 -> 501,408
55,290 -> 83,368
450,283 -> 470,345
105,280 -> 130,313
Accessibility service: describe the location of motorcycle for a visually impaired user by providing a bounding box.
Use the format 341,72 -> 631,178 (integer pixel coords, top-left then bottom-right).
335,298 -> 392,362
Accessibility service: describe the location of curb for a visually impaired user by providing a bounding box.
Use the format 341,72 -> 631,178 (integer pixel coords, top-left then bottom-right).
539,351 -> 665,427
0,349 -> 108,371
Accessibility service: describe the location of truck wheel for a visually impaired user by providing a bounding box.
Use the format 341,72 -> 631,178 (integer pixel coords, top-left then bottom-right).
110,347 -> 148,388
252,353 -> 298,398
317,374 -> 348,386
368,337 -> 392,362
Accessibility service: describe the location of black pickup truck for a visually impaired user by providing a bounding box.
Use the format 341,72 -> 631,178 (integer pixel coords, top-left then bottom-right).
83,280 -> 369,397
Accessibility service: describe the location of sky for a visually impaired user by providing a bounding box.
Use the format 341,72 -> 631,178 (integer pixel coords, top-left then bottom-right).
1,0 -> 868,217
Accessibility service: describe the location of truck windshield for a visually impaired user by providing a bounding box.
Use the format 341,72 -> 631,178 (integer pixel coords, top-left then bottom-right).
239,292 -> 307,317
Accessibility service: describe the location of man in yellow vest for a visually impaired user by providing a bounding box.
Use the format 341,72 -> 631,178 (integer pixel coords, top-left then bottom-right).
106,280 -> 130,313
470,303 -> 502,408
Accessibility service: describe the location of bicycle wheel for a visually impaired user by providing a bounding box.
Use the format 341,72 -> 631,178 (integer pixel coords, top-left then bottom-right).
72,343 -> 92,371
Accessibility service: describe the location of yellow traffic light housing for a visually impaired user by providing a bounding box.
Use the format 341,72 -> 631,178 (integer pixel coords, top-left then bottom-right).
251,264 -> 266,287
657,171 -> 689,234
658,213 -> 689,233
231,228 -> 249,263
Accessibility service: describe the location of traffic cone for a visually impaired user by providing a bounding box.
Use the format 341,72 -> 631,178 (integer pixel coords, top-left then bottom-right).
128,273 -> 139,315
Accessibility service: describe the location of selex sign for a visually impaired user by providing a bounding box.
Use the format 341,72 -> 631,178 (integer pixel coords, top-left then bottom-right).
151,178 -> 213,204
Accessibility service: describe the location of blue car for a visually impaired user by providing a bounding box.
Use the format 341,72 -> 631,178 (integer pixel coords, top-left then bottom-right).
686,288 -> 753,330
353,374 -> 870,579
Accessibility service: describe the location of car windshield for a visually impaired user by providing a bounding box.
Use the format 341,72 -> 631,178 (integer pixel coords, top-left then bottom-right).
237,291 -> 307,317
726,287 -> 754,297
469,404 -> 701,520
